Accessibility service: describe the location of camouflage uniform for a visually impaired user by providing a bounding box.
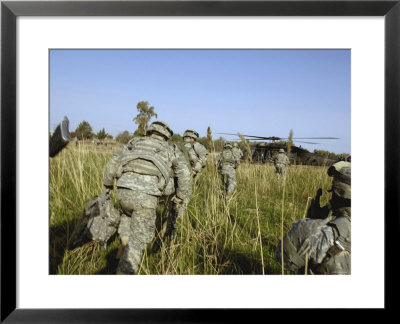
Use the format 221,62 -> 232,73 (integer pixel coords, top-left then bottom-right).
215,142 -> 240,195
232,142 -> 243,164
183,129 -> 209,178
273,149 -> 290,181
102,121 -> 192,274
275,161 -> 351,275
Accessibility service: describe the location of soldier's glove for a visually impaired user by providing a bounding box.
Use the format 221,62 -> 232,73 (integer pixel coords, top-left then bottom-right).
193,162 -> 202,173
171,195 -> 183,206
307,188 -> 330,219
103,185 -> 113,194
171,195 -> 186,219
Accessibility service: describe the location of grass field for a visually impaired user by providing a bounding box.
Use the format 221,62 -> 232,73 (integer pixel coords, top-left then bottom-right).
49,142 -> 332,275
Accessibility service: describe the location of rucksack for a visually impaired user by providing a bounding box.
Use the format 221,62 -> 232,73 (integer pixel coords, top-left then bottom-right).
276,217 -> 333,271
69,191 -> 121,248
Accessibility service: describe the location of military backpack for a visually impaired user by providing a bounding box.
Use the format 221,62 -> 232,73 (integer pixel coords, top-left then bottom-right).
69,191 -> 121,248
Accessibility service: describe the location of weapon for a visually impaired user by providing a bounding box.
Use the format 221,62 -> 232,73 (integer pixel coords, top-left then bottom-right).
306,188 -> 330,219
165,200 -> 180,241
50,116 -> 71,157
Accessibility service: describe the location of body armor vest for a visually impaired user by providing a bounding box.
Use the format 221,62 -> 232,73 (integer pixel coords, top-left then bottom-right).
118,136 -> 172,188
274,153 -> 289,165
221,149 -> 237,166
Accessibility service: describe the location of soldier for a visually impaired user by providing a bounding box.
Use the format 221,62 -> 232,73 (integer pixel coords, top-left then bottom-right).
102,121 -> 192,274
183,129 -> 209,178
273,148 -> 290,182
232,142 -> 243,163
275,161 -> 351,275
215,142 -> 240,198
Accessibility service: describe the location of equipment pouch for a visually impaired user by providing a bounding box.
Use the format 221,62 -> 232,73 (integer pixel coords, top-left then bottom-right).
163,178 -> 175,196
69,191 -> 121,248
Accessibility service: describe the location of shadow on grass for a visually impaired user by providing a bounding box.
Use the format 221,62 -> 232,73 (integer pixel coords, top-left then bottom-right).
95,244 -> 120,274
49,220 -> 74,274
217,247 -> 264,274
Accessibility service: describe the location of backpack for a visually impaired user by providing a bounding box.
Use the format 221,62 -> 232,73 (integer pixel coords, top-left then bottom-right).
69,191 -> 121,248
276,217 -> 333,271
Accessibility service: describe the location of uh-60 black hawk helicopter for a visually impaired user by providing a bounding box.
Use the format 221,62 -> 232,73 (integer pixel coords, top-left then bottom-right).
216,133 -> 343,166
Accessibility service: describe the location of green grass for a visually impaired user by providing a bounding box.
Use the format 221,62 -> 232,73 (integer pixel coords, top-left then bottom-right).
50,144 -> 331,275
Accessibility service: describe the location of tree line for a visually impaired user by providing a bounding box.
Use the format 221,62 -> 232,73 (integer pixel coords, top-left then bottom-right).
69,100 -> 344,157
70,101 -> 231,152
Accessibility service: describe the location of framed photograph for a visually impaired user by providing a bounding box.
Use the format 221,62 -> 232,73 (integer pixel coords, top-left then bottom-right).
1,0 -> 398,321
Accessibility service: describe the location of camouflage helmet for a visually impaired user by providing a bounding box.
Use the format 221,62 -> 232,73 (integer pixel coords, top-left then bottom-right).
279,148 -> 285,153
232,142 -> 239,148
183,129 -> 199,140
147,121 -> 173,139
328,161 -> 351,199
224,142 -> 233,149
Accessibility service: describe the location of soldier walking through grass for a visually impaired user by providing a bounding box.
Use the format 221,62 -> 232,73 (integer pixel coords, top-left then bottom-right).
215,142 -> 240,198
183,129 -> 209,179
275,160 -> 351,274
273,148 -> 290,182
102,121 -> 192,274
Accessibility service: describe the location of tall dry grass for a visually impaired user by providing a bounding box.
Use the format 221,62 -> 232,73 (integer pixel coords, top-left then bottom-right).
50,144 -> 331,275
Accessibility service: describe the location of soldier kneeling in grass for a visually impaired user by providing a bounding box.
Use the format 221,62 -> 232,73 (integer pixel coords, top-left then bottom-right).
102,121 -> 192,274
275,161 -> 351,275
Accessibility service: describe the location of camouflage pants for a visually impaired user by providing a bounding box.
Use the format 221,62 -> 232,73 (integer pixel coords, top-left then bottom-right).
275,163 -> 286,181
220,164 -> 236,194
115,188 -> 158,274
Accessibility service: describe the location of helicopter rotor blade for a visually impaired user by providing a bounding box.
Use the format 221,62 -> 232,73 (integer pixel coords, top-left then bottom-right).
216,133 -> 340,141
292,140 -> 320,144
290,137 -> 340,140
215,133 -> 281,141
248,139 -> 320,144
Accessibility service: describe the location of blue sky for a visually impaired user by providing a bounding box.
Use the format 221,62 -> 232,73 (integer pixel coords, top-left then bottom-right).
50,49 -> 350,154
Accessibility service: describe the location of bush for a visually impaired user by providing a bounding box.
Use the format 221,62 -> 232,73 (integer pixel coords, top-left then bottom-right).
116,130 -> 132,144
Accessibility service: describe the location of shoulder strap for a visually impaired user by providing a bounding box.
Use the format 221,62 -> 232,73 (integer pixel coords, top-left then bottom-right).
174,142 -> 192,171
328,217 -> 351,252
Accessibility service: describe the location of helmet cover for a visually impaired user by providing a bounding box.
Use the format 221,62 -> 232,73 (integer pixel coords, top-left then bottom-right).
147,121 -> 173,139
224,142 -> 233,149
328,161 -> 351,199
183,129 -> 199,140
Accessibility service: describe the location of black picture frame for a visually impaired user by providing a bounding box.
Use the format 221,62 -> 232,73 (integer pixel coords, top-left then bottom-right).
1,0 -> 398,322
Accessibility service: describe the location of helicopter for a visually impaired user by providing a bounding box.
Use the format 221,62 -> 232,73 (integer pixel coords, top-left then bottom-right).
216,133 -> 344,166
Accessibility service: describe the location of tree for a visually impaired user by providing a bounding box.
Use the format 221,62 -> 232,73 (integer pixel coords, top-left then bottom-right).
213,137 -> 225,152
133,101 -> 158,136
313,149 -> 338,159
96,128 -> 108,141
116,130 -> 132,144
75,121 -> 93,140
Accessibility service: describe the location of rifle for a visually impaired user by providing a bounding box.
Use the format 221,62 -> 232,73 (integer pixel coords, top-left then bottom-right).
165,202 -> 179,241
306,188 -> 330,219
155,195 -> 182,249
